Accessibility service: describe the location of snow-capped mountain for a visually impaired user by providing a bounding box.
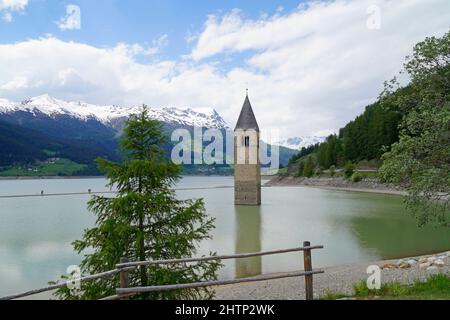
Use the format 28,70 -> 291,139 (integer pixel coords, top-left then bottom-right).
275,136 -> 326,150
0,94 -> 300,171
0,94 -> 229,129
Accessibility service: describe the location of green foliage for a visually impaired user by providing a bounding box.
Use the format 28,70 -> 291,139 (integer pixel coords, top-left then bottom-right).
329,165 -> 336,177
343,161 -> 355,178
314,167 -> 322,177
317,134 -> 342,169
380,30 -> 450,227
340,101 -> 401,162
288,144 -> 319,165
353,280 -> 408,298
287,99 -> 401,171
352,280 -> 372,297
351,171 -> 363,183
277,167 -> 289,176
319,290 -> 348,300
303,157 -> 314,178
296,161 -> 305,177
0,118 -> 121,170
52,106 -> 220,300
0,158 -> 87,177
351,274 -> 450,300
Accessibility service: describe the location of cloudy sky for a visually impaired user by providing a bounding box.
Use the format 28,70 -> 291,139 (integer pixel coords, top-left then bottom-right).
0,0 -> 449,138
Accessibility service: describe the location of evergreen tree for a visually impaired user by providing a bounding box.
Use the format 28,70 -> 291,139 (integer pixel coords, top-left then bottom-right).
53,106 -> 220,299
297,161 -> 305,177
303,157 -> 314,178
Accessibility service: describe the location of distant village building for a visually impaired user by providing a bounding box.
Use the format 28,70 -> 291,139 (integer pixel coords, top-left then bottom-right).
234,93 -> 261,206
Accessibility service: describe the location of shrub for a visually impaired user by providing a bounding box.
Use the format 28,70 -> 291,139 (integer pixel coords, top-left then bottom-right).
329,165 -> 336,177
344,160 -> 355,178
351,171 -> 363,183
315,167 -> 322,176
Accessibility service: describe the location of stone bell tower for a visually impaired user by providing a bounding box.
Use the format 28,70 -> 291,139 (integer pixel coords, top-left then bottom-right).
234,92 -> 261,206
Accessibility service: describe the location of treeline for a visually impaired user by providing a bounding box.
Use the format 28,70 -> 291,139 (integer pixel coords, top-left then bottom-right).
289,99 -> 402,174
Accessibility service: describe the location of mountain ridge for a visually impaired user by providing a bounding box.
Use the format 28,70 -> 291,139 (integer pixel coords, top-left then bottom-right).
275,136 -> 326,150
0,94 -> 230,130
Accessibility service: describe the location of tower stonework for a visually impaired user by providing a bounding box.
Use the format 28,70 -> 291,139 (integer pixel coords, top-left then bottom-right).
234,94 -> 261,206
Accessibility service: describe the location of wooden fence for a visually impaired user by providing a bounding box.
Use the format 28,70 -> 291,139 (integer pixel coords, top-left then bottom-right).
1,241 -> 323,301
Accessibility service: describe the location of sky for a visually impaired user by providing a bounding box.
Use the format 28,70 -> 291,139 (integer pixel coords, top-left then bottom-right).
0,0 -> 449,139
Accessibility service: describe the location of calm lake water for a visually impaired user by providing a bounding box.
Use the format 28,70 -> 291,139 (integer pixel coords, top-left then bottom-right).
0,176 -> 449,297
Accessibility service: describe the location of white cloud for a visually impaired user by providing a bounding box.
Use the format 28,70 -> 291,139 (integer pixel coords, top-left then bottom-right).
144,34 -> 169,55
102,35 -> 169,58
2,11 -> 11,22
0,0 -> 28,22
1,0 -> 449,139
57,4 -> 81,30
0,0 -> 27,11
187,0 -> 450,136
0,76 -> 31,90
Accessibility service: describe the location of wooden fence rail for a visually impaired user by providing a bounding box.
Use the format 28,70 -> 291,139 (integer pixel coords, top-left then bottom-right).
0,268 -> 133,301
116,245 -> 324,268
102,270 -> 324,301
0,241 -> 323,301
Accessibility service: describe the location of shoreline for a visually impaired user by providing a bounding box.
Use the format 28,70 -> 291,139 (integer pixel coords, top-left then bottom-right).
214,251 -> 450,300
265,175 -> 407,196
0,174 -> 237,181
0,175 -> 105,181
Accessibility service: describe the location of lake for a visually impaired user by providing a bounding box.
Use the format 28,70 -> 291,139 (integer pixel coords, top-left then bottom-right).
0,176 -> 449,298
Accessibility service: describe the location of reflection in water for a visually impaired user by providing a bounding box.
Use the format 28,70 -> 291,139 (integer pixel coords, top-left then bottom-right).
234,205 -> 262,278
350,214 -> 450,259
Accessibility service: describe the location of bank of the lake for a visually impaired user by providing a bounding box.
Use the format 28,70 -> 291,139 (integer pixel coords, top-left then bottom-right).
0,174 -> 236,181
266,175 -> 406,196
214,251 -> 450,300
0,175 -> 106,181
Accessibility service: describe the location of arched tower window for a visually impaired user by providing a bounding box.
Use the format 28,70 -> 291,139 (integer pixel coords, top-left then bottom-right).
244,136 -> 250,147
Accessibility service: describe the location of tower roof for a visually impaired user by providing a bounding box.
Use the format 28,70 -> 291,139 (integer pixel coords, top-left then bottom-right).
234,94 -> 259,131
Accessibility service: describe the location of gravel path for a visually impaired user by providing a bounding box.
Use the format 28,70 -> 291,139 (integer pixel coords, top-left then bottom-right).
214,252 -> 450,300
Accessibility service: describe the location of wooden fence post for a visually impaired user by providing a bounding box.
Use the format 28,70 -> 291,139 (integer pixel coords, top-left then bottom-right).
119,257 -> 129,300
303,241 -> 313,300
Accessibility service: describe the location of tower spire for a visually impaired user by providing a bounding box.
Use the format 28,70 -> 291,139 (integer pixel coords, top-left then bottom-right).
234,93 -> 259,131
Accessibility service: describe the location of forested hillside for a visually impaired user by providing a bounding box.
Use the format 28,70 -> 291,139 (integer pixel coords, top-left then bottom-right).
288,99 -> 402,171
0,119 -> 119,170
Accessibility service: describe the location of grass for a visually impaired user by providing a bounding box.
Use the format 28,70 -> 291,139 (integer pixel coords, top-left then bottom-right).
321,274 -> 450,300
319,290 -> 349,300
0,158 -> 87,177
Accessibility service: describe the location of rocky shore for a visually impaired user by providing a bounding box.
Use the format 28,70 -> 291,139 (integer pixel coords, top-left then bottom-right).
265,176 -> 406,196
214,251 -> 450,300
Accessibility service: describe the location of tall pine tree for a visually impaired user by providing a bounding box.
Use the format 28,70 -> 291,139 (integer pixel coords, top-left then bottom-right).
53,106 -> 220,299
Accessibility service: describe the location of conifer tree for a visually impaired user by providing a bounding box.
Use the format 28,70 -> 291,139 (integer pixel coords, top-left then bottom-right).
53,106 -> 220,299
